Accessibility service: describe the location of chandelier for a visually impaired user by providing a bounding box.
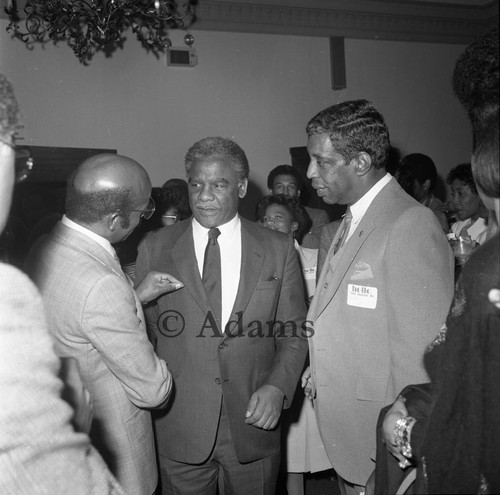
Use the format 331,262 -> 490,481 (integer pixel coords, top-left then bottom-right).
5,0 -> 194,64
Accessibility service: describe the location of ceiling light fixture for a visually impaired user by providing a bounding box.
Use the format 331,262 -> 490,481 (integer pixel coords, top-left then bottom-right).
5,0 -> 194,65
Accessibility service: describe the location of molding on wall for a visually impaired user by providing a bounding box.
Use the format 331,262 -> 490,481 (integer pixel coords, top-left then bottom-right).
191,0 -> 498,44
1,0 -> 498,44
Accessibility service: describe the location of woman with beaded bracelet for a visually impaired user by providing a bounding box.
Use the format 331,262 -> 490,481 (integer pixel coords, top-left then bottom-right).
377,28 -> 499,495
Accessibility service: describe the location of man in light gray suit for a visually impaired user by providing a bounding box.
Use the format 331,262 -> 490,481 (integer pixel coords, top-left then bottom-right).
1,74 -> 125,494
26,154 -> 180,495
301,100 -> 454,495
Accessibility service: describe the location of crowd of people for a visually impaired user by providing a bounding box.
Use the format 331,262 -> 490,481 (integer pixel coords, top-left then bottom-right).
0,27 -> 498,495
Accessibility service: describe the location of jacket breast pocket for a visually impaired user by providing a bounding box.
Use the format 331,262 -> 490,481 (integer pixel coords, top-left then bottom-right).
356,375 -> 387,402
255,280 -> 279,291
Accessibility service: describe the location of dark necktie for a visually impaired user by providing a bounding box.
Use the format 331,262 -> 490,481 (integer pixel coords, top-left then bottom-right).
333,208 -> 352,255
202,227 -> 222,328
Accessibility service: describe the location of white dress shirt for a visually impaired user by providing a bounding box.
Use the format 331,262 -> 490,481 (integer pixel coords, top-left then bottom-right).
192,215 -> 242,333
451,217 -> 488,245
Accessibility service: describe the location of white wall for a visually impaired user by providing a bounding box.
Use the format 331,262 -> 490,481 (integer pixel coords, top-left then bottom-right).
1,22 -> 471,205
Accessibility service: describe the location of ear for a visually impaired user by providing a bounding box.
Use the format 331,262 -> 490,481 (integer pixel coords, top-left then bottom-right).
352,152 -> 372,176
291,221 -> 299,233
423,179 -> 431,192
238,179 -> 248,199
297,189 -> 301,198
107,212 -> 121,232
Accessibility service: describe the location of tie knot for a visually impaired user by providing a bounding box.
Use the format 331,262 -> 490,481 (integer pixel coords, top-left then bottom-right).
208,227 -> 221,245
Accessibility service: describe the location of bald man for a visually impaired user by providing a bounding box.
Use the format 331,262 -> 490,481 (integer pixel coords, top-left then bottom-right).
25,154 -> 180,495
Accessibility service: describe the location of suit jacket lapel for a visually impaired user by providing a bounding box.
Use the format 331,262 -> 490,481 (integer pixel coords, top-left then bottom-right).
311,216 -> 375,321
170,222 -> 213,316
311,179 -> 401,321
170,219 -> 265,336
229,221 -> 265,320
309,218 -> 345,320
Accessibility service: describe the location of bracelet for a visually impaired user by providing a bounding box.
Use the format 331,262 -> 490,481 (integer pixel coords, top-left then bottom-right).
394,416 -> 417,460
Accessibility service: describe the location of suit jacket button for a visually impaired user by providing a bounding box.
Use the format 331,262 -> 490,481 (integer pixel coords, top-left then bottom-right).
219,343 -> 225,350
215,378 -> 221,385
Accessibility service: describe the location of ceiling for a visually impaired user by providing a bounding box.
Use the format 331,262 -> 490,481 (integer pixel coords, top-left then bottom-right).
190,0 -> 499,44
1,0 -> 498,44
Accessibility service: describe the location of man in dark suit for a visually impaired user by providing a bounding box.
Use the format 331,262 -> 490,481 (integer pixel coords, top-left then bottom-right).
136,137 -> 308,495
267,164 -> 330,248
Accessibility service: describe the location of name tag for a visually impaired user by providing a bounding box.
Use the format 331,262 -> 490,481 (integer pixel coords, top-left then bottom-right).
347,284 -> 377,309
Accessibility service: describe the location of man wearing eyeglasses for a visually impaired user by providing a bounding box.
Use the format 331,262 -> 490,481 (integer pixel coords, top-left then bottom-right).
1,74 -> 127,493
25,153 -> 182,495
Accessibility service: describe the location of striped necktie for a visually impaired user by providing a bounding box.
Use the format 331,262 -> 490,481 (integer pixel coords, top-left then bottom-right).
333,208 -> 352,254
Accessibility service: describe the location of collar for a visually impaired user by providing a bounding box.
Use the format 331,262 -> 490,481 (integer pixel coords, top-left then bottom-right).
350,173 -> 392,225
61,215 -> 116,258
192,214 -> 241,242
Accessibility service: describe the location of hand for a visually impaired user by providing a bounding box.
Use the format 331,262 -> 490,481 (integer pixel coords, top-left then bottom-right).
135,271 -> 183,304
245,384 -> 284,430
59,357 -> 93,434
489,288 -> 500,310
382,397 -> 408,464
301,366 -> 315,400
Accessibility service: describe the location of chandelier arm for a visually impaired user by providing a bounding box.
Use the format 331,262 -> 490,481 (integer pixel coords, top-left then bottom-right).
74,0 -> 99,13
6,0 -> 194,64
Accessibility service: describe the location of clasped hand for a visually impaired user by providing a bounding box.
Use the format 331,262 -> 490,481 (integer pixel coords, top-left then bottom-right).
301,366 -> 315,400
245,384 -> 284,430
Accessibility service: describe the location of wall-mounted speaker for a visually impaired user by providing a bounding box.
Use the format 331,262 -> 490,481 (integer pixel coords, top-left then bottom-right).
166,47 -> 198,67
330,37 -> 346,90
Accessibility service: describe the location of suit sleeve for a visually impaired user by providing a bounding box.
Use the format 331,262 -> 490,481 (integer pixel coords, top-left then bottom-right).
264,237 -> 308,408
82,272 -> 172,408
384,207 -> 454,400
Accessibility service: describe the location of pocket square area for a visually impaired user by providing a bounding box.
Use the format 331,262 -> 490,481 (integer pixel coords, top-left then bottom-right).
351,261 -> 374,280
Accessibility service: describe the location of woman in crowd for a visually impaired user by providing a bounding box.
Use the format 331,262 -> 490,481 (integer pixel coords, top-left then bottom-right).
379,117 -> 499,495
447,162 -> 489,244
256,194 -> 332,495
377,28 -> 499,495
160,177 -> 192,226
257,194 -> 315,301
